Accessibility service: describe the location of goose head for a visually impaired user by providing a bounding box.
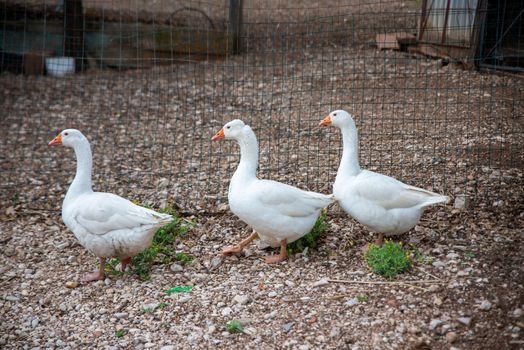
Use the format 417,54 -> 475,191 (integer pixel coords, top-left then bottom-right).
211,119 -> 248,141
48,129 -> 86,147
319,110 -> 356,129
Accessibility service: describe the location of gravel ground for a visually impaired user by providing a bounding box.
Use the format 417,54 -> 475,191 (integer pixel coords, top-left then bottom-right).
1,3 -> 523,349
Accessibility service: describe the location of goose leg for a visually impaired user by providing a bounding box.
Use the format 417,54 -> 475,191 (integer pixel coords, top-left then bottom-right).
264,239 -> 287,264
120,257 -> 132,272
81,257 -> 106,282
222,231 -> 259,256
374,233 -> 385,246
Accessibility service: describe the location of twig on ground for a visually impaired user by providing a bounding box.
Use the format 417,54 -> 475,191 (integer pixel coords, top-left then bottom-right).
414,266 -> 443,281
328,279 -> 446,285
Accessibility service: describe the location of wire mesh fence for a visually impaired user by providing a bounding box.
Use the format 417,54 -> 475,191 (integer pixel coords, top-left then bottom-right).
1,0 -> 523,215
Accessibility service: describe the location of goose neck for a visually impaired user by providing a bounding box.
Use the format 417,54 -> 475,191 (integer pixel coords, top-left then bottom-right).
338,125 -> 361,177
66,139 -> 93,199
234,128 -> 259,180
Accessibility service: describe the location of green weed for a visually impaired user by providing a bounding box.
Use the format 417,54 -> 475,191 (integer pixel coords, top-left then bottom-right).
287,210 -> 329,255
106,203 -> 194,280
365,240 -> 411,278
115,329 -> 126,338
226,319 -> 244,333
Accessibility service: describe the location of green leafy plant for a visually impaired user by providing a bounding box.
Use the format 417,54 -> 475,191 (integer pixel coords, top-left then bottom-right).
115,329 -> 126,338
158,302 -> 168,309
287,210 -> 329,254
106,203 -> 194,280
226,319 -> 244,333
365,240 -> 411,278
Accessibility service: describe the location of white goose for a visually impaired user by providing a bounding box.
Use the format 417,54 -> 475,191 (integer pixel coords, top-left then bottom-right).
319,110 -> 449,245
48,129 -> 172,282
212,120 -> 334,263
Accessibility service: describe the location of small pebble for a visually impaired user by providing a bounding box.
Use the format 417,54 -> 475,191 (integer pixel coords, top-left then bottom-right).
170,263 -> 183,273
457,317 -> 472,326
221,307 -> 232,316
210,257 -> 223,270
445,332 -> 458,343
478,300 -> 492,311
233,294 -> 251,305
446,252 -> 459,259
282,322 -> 294,332
65,281 -> 79,289
268,291 -> 278,298
432,260 -> 446,268
345,298 -> 359,307
114,312 -> 128,319
330,327 -> 341,338
429,319 -> 442,330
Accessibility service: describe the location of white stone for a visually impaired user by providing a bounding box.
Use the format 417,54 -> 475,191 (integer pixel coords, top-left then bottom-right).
479,300 -> 492,311
457,317 -> 471,326
160,346 -> 175,350
221,307 -> 232,316
345,298 -> 359,307
453,195 -> 468,209
170,264 -> 184,273
233,294 -> 251,305
429,319 -> 442,330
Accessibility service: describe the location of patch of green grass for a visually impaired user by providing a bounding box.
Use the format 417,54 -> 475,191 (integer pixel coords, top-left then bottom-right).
287,210 -> 329,255
106,203 -> 194,280
365,240 -> 411,278
115,329 -> 126,338
158,302 -> 168,309
226,319 -> 244,333
356,294 -> 369,303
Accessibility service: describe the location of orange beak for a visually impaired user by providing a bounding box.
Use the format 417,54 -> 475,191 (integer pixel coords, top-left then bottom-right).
211,128 -> 225,141
319,115 -> 332,126
48,134 -> 62,146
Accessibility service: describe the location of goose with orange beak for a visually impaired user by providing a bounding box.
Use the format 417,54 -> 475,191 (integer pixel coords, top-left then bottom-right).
319,110 -> 449,246
212,119 -> 334,263
48,129 -> 173,282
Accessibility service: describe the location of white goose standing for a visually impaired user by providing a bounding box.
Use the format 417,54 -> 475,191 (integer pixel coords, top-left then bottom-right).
319,110 -> 449,245
49,129 -> 172,282
212,119 -> 334,263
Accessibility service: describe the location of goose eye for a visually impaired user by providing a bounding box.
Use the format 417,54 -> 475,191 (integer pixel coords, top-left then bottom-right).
226,126 -> 231,129
333,113 -> 337,117
64,132 -> 69,136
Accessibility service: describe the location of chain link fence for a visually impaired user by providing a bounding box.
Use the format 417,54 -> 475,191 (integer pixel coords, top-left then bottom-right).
1,0 -> 522,215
